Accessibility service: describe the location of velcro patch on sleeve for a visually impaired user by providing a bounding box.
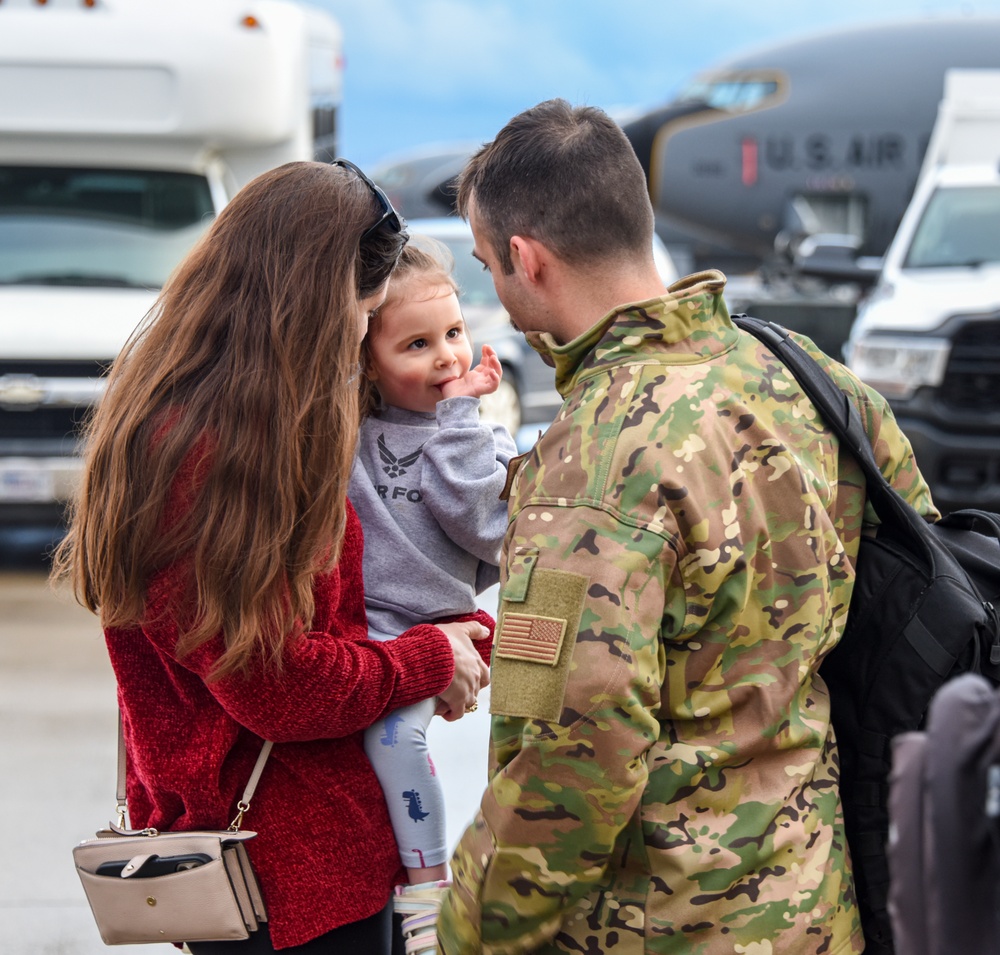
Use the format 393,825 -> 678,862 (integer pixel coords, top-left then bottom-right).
500,452 -> 529,502
490,568 -> 588,721
496,614 -> 567,666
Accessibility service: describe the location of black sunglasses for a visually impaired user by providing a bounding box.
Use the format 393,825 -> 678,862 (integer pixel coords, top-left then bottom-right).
332,158 -> 403,242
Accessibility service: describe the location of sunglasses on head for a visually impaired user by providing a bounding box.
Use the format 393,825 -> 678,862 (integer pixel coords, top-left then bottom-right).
332,158 -> 403,242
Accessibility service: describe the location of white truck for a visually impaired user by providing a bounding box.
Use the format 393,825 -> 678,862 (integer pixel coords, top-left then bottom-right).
0,0 -> 343,551
844,69 -> 1000,513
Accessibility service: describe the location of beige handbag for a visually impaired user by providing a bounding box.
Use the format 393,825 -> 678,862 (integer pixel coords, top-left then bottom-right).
73,717 -> 272,945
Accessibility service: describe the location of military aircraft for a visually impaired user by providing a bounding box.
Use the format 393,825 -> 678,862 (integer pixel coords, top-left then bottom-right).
621,16 -> 1000,276
375,17 -> 1000,281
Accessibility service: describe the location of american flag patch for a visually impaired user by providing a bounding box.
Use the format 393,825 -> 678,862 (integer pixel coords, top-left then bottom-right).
496,613 -> 567,666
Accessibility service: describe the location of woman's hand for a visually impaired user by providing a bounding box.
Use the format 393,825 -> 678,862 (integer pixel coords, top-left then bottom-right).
435,619 -> 491,721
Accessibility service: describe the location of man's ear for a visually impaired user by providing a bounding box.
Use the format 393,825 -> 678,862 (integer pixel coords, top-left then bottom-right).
509,235 -> 545,285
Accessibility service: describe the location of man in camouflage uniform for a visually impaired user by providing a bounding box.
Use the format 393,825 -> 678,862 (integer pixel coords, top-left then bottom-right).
437,99 -> 937,955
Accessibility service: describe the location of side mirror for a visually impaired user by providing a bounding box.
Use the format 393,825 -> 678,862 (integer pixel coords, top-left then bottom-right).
793,233 -> 883,287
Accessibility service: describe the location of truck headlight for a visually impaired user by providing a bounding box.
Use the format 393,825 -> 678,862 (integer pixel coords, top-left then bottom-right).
847,335 -> 951,400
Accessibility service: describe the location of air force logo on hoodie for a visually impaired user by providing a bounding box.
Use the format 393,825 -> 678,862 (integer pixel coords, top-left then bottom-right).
375,433 -> 424,502
378,433 -> 422,478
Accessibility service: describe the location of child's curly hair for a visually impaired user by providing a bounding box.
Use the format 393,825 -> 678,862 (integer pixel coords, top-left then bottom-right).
359,234 -> 462,417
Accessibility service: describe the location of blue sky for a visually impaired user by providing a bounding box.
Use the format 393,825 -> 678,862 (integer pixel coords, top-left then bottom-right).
301,0 -> 1000,169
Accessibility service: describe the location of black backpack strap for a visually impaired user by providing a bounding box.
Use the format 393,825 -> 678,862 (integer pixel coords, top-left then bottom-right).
732,314 -> 932,547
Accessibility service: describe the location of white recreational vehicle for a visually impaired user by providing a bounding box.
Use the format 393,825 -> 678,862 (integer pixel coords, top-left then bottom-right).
0,0 -> 343,549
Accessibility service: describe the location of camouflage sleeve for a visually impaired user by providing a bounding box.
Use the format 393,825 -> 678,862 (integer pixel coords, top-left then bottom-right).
438,504 -> 669,954
854,385 -> 939,520
797,333 -> 940,522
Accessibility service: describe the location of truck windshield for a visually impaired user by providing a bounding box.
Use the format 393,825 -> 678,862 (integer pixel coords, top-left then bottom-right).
903,184 -> 1000,269
0,166 -> 214,289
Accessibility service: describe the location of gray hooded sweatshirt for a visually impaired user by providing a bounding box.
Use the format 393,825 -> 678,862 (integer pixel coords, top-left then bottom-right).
348,396 -> 517,638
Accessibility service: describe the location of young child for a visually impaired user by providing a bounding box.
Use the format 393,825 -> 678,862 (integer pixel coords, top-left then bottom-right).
347,237 -> 517,950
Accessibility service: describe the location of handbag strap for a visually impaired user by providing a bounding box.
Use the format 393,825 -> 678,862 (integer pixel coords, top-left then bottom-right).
732,314 -> 935,552
116,711 -> 273,832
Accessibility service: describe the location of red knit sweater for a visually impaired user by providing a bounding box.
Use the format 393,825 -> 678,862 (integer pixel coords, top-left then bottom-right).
104,502 -> 490,949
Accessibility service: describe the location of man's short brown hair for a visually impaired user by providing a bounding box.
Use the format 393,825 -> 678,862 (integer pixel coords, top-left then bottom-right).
456,98 -> 654,274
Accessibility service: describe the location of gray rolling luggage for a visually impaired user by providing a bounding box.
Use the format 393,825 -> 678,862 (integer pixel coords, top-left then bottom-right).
889,673 -> 1000,955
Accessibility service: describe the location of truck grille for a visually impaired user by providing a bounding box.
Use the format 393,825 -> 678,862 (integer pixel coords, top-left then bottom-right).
0,359 -> 107,443
0,359 -> 109,379
0,406 -> 90,440
939,317 -> 1000,412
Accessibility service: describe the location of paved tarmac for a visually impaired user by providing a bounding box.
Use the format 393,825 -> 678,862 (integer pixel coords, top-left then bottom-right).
0,568 -> 496,954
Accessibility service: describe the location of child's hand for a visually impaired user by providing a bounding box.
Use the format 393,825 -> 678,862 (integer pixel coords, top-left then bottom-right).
441,344 -> 502,400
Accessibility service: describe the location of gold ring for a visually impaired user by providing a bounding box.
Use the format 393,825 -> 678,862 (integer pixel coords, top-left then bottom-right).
466,701 -> 479,713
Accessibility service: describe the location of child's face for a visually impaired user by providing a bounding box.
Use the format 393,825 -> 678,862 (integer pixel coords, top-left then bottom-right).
367,278 -> 473,414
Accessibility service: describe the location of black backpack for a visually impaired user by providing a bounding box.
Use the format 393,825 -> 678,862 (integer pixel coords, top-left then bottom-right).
733,315 -> 1000,954
888,673 -> 1000,955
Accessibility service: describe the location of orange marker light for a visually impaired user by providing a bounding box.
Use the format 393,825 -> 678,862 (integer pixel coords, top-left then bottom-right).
241,15 -> 261,29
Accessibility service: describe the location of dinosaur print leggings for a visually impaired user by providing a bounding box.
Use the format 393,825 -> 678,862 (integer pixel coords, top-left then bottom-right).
364,687 -> 447,870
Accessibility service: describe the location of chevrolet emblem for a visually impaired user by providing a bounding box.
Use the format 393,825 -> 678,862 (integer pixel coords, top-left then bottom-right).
0,375 -> 46,409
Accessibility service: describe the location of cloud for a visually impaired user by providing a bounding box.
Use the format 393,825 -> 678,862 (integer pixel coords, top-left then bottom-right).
330,0 -> 600,103
306,0 -> 1000,163
324,0 -> 1000,113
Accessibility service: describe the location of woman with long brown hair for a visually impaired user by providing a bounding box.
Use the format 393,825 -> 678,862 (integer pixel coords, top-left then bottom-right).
52,160 -> 490,953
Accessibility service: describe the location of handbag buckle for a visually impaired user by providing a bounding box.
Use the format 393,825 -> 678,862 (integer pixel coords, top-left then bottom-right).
228,800 -> 250,832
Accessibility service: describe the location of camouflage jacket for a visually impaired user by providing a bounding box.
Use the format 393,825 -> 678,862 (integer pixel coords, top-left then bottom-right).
438,270 -> 937,955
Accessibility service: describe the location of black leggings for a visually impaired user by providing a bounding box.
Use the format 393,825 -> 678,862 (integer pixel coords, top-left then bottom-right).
187,902 -> 394,954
